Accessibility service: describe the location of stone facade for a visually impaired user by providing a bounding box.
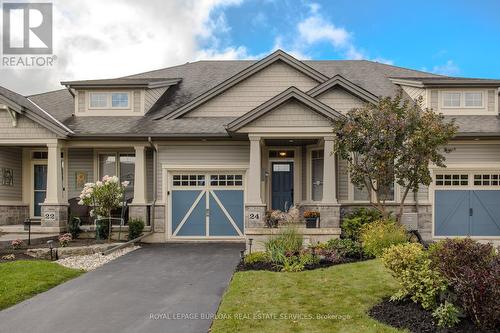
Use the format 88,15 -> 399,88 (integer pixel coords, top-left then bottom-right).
0,205 -> 29,225
152,204 -> 165,232
244,204 -> 267,228
300,203 -> 340,228
128,205 -> 149,223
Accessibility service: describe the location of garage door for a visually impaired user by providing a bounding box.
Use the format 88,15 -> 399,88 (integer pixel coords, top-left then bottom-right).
434,172 -> 500,237
170,173 -> 244,238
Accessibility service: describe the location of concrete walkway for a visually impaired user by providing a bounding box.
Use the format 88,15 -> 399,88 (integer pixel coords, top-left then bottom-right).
0,243 -> 244,333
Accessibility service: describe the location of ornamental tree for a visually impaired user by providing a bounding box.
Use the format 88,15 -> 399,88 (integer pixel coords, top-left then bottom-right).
79,175 -> 129,241
333,89 -> 457,220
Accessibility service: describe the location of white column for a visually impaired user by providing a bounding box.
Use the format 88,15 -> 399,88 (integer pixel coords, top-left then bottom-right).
132,145 -> 147,205
322,137 -> 337,203
45,142 -> 63,204
247,135 -> 262,204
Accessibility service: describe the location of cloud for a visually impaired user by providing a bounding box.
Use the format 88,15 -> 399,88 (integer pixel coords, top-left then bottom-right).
0,0 -> 246,95
431,60 -> 460,76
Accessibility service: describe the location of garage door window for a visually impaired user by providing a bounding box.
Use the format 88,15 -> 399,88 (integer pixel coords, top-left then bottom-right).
172,174 -> 205,187
435,174 -> 468,186
474,174 -> 500,186
210,174 -> 243,186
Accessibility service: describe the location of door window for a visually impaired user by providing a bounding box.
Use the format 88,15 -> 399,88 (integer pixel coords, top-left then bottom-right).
33,165 -> 47,217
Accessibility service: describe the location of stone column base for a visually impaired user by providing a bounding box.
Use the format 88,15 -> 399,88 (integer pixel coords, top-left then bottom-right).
128,204 -> 149,223
152,204 -> 166,233
40,203 -> 69,232
245,203 -> 267,228
300,203 -> 340,228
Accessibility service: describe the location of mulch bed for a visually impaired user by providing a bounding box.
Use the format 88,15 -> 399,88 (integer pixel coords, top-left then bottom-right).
236,257 -> 369,272
368,298 -> 499,333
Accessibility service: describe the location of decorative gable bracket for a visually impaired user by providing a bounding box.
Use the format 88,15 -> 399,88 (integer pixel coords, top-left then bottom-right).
0,104 -> 17,127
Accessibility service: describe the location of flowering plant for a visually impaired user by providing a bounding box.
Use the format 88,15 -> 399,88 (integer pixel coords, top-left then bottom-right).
11,239 -> 24,249
303,211 -> 320,219
78,175 -> 129,241
58,233 -> 72,247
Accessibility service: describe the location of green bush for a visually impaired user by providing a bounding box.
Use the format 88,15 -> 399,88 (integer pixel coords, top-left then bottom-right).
264,228 -> 303,264
341,208 -> 381,241
128,219 -> 145,240
382,243 -> 448,310
432,301 -> 461,328
360,219 -> 407,257
326,238 -> 363,259
68,217 -> 81,239
244,251 -> 270,265
277,253 -> 318,272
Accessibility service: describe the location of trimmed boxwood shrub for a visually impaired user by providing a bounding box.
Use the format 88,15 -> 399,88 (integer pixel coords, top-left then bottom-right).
326,238 -> 363,259
341,208 -> 381,241
429,238 -> 500,329
360,219 -> 408,257
128,219 -> 145,240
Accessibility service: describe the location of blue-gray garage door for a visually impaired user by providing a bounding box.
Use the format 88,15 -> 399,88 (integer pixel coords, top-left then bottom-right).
435,190 -> 500,237
170,173 -> 245,238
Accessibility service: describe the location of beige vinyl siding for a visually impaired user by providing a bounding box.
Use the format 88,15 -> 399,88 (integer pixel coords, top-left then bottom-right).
316,87 -> 365,113
487,89 -> 495,113
0,147 -> 22,201
185,61 -> 319,117
0,111 -> 56,139
401,85 -> 426,106
243,100 -> 331,128
78,91 -> 86,113
67,148 -> 94,199
145,87 -> 168,112
157,143 -> 250,200
133,90 -> 141,113
337,158 -> 349,201
430,90 -> 438,110
444,143 -> 500,164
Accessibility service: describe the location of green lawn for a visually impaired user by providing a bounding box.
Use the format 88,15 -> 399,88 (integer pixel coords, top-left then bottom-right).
0,260 -> 83,310
212,259 -> 404,333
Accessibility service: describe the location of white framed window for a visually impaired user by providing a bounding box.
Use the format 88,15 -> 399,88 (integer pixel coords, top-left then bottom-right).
89,92 -> 130,109
111,93 -> 129,108
435,174 -> 469,186
89,93 -> 108,108
98,152 -> 135,199
442,92 -> 461,107
464,92 -> 483,107
311,150 -> 324,201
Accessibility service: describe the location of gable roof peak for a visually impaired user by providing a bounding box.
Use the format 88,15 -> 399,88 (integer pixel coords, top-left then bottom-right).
307,74 -> 379,104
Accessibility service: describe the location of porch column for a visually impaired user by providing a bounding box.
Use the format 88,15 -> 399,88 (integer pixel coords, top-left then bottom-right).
41,141 -> 68,231
45,142 -> 63,204
132,145 -> 147,205
322,136 -> 337,203
247,135 -> 262,204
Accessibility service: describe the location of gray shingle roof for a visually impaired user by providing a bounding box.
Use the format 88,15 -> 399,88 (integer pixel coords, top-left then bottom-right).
16,57 -> 500,137
60,78 -> 181,88
445,115 -> 500,137
391,77 -> 500,87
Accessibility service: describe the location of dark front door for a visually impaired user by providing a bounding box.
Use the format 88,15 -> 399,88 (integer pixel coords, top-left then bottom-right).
271,162 -> 294,211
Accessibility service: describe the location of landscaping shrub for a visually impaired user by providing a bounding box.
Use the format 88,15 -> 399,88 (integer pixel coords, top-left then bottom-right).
68,217 -> 81,239
128,219 -> 145,240
243,251 -> 270,265
264,228 -> 303,264
432,301 -> 461,328
360,219 -> 407,257
58,233 -> 72,247
382,243 -> 447,310
326,238 -> 363,259
429,238 -> 500,329
341,208 -> 381,241
277,253 -> 318,272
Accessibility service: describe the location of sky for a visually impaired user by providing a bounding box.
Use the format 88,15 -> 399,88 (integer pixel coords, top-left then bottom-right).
1,0 -> 500,95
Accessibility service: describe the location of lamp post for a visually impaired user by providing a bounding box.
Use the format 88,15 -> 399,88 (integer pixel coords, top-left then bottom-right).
248,238 -> 253,254
47,240 -> 54,260
23,218 -> 31,245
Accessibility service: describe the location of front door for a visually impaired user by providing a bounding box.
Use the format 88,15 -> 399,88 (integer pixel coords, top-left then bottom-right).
271,162 -> 294,211
33,164 -> 48,217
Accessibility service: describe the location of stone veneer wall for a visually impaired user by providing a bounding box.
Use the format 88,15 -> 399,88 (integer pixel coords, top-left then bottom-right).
0,205 -> 29,225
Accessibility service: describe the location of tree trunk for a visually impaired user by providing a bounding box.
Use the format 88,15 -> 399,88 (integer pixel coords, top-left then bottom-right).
107,209 -> 112,242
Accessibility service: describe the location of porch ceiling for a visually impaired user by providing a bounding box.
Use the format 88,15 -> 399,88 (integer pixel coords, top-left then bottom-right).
264,139 -> 319,146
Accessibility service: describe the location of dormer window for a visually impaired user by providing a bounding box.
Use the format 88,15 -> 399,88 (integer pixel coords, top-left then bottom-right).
89,92 -> 130,109
442,91 -> 484,108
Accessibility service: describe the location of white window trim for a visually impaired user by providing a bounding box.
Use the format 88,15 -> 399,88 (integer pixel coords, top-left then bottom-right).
88,91 -> 131,110
440,90 -> 485,110
94,150 -> 135,181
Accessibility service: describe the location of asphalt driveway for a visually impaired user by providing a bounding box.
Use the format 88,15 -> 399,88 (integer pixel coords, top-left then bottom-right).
0,243 -> 244,333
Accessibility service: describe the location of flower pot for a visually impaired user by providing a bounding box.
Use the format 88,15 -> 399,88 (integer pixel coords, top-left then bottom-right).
305,217 -> 318,228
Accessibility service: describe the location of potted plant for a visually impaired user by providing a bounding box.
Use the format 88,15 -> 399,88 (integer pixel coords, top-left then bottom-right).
304,211 -> 320,228
265,210 -> 284,228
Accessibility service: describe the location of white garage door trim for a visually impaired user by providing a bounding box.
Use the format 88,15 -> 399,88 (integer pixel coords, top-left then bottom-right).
163,165 -> 248,240
430,166 -> 500,240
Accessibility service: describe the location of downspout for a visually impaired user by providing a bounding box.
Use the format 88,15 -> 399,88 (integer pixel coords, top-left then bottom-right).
148,137 -> 157,232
